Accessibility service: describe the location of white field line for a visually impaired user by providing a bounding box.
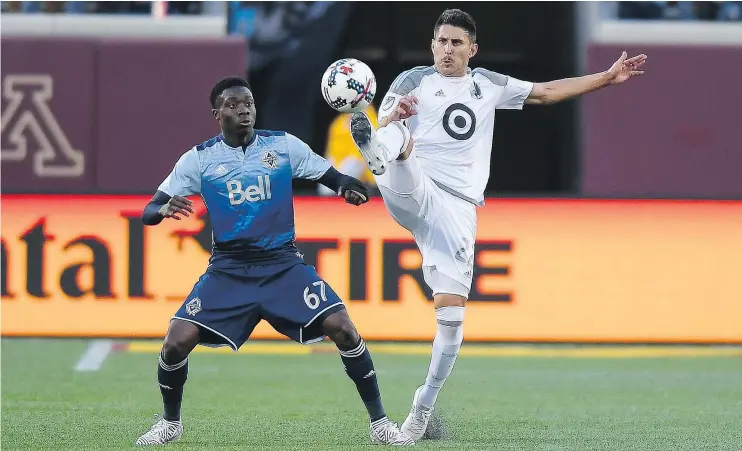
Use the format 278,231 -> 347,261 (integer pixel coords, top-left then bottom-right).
74,339 -> 114,372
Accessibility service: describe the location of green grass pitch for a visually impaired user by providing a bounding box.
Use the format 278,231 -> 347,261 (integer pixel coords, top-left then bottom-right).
2,339 -> 741,450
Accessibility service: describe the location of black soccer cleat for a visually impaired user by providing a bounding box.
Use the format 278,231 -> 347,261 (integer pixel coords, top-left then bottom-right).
350,112 -> 387,175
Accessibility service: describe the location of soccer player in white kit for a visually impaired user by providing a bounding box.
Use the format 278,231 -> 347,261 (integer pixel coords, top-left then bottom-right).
350,9 -> 647,441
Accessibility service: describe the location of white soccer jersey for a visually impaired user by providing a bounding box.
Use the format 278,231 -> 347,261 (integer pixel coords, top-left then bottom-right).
378,66 -> 533,206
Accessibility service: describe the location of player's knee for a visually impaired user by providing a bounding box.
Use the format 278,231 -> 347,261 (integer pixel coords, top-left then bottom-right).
433,292 -> 467,309
333,324 -> 361,350
398,136 -> 414,160
321,310 -> 361,350
435,306 -> 465,343
161,338 -> 194,364
161,341 -> 186,364
161,320 -> 199,363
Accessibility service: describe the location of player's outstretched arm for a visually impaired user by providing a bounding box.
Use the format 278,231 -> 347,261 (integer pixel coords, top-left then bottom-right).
317,167 -> 371,206
286,132 -> 370,205
526,51 -> 647,105
142,191 -> 194,226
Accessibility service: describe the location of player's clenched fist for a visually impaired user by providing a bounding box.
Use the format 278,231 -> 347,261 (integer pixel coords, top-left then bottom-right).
157,195 -> 194,220
338,178 -> 371,206
389,95 -> 419,122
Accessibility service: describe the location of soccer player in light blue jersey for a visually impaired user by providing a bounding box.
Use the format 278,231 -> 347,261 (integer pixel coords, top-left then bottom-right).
135,77 -> 414,446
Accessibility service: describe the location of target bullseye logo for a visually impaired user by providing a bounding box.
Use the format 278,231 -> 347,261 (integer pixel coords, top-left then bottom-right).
442,103 -> 476,140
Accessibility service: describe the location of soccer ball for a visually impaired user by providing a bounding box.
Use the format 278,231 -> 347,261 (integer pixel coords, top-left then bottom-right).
321,58 -> 376,114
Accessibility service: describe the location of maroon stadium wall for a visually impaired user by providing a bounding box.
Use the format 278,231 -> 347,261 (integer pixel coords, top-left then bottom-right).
5,39 -> 740,199
583,44 -> 742,198
1,37 -> 247,193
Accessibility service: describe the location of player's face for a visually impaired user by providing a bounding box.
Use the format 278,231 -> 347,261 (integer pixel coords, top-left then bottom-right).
431,24 -> 478,77
213,86 -> 256,136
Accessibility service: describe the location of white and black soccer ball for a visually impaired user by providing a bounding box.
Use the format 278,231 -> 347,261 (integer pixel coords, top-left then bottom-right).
321,58 -> 376,114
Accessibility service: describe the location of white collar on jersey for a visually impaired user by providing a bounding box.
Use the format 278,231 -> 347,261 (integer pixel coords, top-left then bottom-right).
435,66 -> 473,80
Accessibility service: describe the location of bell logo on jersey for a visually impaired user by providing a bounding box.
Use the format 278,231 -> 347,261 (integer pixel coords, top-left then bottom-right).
227,175 -> 272,205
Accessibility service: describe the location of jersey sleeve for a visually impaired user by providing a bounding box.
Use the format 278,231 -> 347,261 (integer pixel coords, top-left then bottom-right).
378,66 -> 431,120
286,133 -> 331,180
157,147 -> 201,196
473,68 -> 534,110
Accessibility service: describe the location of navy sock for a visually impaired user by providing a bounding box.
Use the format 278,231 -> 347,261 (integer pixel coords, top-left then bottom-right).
339,339 -> 386,422
158,352 -> 188,421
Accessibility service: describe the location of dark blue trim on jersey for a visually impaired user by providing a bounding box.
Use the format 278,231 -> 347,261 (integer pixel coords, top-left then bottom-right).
196,135 -> 223,151
196,130 -> 284,152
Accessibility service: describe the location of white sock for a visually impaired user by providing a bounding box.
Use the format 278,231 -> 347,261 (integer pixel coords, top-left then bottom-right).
376,122 -> 409,163
418,306 -> 465,409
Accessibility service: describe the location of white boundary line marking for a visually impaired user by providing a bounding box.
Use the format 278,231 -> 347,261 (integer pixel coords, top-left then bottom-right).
74,339 -> 114,372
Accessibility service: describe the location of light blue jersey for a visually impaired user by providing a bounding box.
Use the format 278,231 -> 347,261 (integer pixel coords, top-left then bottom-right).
158,130 -> 331,259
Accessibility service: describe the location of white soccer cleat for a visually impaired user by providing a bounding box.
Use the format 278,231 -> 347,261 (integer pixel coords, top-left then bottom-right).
135,415 -> 183,446
370,416 -> 416,446
350,112 -> 389,176
401,386 -> 433,441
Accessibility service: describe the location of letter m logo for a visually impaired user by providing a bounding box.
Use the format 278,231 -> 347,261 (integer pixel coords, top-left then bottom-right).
1,75 -> 84,177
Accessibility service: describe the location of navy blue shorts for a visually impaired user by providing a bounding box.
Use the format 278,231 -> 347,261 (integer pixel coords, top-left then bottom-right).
173,254 -> 344,350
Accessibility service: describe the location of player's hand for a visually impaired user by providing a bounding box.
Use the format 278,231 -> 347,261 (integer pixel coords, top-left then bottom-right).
157,195 -> 194,220
338,178 -> 370,206
388,96 -> 418,122
605,51 -> 647,85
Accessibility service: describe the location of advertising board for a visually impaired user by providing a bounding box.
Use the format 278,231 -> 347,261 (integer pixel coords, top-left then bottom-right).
2,195 -> 740,343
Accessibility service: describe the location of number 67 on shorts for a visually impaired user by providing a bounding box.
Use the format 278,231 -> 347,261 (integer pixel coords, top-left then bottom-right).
174,258 -> 345,349
304,280 -> 329,310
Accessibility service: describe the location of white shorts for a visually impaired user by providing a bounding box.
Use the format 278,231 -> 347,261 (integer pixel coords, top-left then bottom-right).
374,151 -> 477,298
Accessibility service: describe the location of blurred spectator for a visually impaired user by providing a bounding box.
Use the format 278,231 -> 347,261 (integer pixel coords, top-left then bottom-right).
239,2 -> 353,149
617,1 -> 666,19
318,105 -> 379,197
1,1 -> 204,14
717,1 -> 742,20
616,1 -> 742,21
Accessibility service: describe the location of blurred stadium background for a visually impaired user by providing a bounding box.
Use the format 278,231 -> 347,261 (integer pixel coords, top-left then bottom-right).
1,2 -> 741,450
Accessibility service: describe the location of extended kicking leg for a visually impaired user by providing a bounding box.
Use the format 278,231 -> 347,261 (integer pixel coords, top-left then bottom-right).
350,113 -> 413,175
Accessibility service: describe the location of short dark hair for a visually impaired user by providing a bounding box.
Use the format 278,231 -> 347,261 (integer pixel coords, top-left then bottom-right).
433,9 -> 476,43
210,76 -> 251,108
